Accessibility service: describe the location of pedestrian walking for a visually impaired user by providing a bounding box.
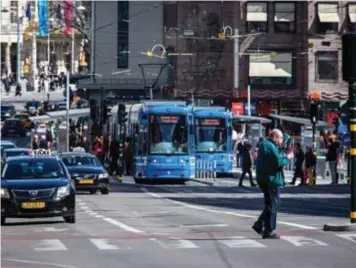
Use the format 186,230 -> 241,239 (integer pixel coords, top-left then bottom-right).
290,143 -> 305,186
326,136 -> 340,184
252,129 -> 293,239
238,143 -> 256,187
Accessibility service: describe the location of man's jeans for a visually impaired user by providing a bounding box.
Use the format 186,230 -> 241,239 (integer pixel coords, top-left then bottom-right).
256,183 -> 281,234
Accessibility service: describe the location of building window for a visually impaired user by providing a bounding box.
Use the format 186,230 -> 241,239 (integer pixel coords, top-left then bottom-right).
249,52 -> 293,88
347,3 -> 356,32
163,1 -> 177,30
10,1 -> 18,24
246,2 -> 268,33
316,3 -> 339,34
274,2 -> 295,33
117,1 -> 129,69
315,52 -> 338,82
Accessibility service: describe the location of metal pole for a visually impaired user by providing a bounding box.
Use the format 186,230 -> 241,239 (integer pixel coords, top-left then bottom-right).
247,84 -> 251,116
16,16 -> 22,84
233,28 -> 239,89
71,0 -> 75,73
66,72 -> 70,151
90,1 -> 95,74
312,121 -> 317,186
348,80 -> 356,223
47,30 -> 50,74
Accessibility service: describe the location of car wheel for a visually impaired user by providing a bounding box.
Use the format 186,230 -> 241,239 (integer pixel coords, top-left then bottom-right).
63,215 -> 76,224
1,217 -> 6,225
101,187 -> 109,195
89,189 -> 96,195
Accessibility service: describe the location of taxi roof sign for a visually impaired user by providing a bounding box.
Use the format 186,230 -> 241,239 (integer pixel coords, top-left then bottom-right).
72,147 -> 86,152
32,149 -> 56,156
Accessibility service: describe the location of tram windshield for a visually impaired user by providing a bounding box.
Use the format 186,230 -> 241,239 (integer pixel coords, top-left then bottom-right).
149,115 -> 188,155
195,118 -> 227,152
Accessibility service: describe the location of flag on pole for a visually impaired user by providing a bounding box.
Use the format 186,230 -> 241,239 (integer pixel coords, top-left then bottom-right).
64,0 -> 74,36
38,0 -> 49,37
25,1 -> 32,21
56,3 -> 62,20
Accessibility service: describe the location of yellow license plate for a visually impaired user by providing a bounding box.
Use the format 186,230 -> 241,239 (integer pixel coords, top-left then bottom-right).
21,202 -> 46,209
79,179 -> 94,184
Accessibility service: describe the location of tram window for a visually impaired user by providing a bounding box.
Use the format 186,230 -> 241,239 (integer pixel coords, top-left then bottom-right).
138,126 -> 147,155
149,115 -> 188,155
195,118 -> 227,152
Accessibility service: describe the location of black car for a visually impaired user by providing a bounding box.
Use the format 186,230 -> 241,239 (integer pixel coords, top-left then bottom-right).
61,152 -> 109,194
0,140 -> 17,153
1,104 -> 16,121
1,119 -> 27,137
3,148 -> 32,161
24,100 -> 41,116
1,155 -> 76,225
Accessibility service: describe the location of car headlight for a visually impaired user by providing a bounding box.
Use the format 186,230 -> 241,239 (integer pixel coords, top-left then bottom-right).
98,173 -> 109,179
55,185 -> 70,200
1,188 -> 10,198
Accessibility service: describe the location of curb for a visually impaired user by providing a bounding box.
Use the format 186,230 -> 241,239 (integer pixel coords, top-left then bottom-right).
323,223 -> 356,232
191,179 -> 215,186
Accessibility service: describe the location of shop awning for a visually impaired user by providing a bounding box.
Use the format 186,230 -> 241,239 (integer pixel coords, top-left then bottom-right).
349,4 -> 356,23
318,3 -> 340,23
274,3 -> 295,22
249,53 -> 292,77
246,2 -> 267,22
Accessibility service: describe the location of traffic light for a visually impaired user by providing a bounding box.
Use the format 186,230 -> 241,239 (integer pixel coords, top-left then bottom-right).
118,104 -> 128,125
310,102 -> 320,124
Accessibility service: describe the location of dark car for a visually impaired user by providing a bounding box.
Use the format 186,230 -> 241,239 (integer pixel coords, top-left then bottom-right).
14,113 -> 35,130
3,148 -> 32,161
1,119 -> 27,137
60,152 -> 109,195
0,140 -> 17,154
1,104 -> 16,121
1,155 -> 76,225
24,100 -> 41,116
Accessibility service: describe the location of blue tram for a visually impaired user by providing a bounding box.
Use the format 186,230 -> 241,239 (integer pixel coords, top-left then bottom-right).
109,101 -> 195,183
192,106 -> 234,176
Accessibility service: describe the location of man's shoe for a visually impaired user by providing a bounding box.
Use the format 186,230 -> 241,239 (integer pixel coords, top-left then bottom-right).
262,232 -> 280,239
252,224 -> 263,235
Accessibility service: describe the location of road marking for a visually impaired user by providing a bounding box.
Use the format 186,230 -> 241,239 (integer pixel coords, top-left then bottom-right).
140,187 -> 317,230
181,223 -> 228,228
81,206 -> 89,210
90,239 -> 120,250
88,211 -> 98,216
281,236 -> 328,247
335,233 -> 356,244
150,238 -> 199,249
218,236 -> 266,248
33,227 -> 68,232
34,239 -> 68,251
2,258 -> 78,268
95,215 -> 104,218
102,217 -> 144,233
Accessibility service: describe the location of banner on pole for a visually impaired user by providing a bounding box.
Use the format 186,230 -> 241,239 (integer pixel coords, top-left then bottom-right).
38,0 -> 49,37
64,0 -> 74,36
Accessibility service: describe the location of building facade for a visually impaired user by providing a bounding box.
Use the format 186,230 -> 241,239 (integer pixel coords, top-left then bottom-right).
81,0 -> 167,100
82,1 -> 353,116
0,0 -> 90,77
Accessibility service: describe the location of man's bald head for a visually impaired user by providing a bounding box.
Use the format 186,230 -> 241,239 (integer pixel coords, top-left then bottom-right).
269,129 -> 284,146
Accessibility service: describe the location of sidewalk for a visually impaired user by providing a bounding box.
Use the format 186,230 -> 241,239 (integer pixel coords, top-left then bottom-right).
1,90 -> 64,102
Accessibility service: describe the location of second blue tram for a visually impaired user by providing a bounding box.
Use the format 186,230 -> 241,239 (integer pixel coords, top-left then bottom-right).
192,106 -> 234,176
110,101 -> 195,183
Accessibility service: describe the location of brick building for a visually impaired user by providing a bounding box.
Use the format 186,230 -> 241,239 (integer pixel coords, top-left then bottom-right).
163,1 -> 355,116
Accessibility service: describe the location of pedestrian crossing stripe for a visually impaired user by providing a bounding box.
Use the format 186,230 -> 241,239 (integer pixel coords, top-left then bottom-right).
25,234 -> 355,251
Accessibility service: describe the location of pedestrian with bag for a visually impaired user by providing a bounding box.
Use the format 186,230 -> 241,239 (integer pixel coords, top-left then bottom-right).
252,129 -> 293,239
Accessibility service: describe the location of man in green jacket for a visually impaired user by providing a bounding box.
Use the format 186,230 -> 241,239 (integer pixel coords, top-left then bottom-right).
252,129 -> 293,239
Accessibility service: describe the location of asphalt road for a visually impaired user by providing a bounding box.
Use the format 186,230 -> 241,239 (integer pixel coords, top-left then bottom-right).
1,176 -> 355,268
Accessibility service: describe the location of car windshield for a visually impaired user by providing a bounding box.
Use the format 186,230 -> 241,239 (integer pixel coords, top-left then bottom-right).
149,114 -> 188,155
1,106 -> 12,113
5,150 -> 30,157
26,102 -> 40,108
61,155 -> 101,167
1,144 -> 16,153
2,158 -> 66,179
195,118 -> 227,152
